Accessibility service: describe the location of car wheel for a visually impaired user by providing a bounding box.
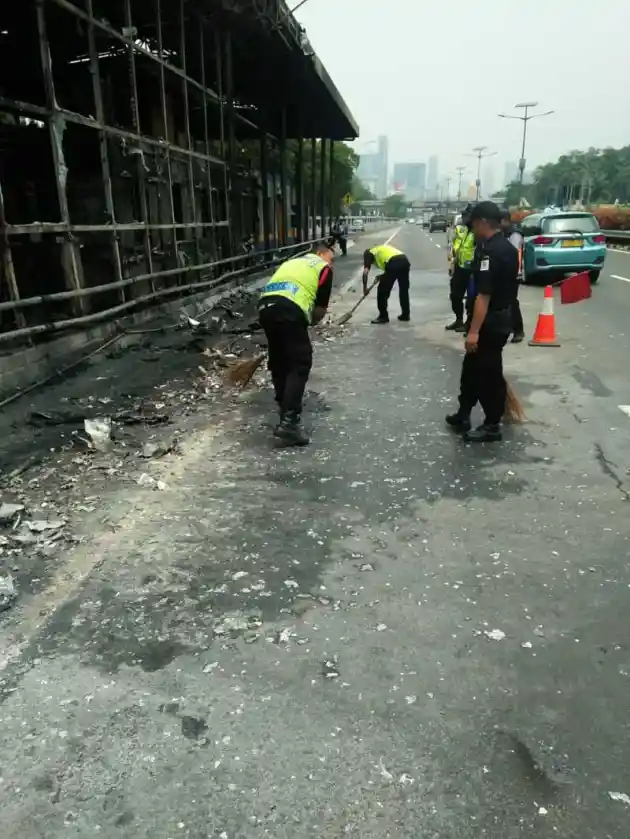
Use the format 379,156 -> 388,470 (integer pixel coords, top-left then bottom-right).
589,270 -> 601,284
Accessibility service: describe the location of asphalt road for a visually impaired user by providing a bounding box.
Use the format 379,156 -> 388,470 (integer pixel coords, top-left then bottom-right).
1,225 -> 630,838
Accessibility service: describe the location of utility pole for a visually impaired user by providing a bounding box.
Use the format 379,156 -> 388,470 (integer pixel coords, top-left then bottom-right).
498,102 -> 554,185
471,147 -> 496,201
455,166 -> 466,202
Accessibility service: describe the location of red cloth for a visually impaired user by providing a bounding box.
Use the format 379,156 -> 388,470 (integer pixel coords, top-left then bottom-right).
560,271 -> 592,305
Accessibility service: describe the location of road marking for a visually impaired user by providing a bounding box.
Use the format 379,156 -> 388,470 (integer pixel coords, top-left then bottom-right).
435,243 -> 441,249
611,274 -> 630,283
607,247 -> 630,255
384,227 -> 402,246
619,406 -> 630,418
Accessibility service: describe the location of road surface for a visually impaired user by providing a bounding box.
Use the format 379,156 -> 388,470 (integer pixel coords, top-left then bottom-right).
1,225 -> 630,838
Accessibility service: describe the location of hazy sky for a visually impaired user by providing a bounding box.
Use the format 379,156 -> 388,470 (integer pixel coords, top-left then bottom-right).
295,0 -> 630,184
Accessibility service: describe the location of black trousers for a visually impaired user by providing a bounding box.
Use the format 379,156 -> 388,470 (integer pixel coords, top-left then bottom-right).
259,301 -> 312,416
377,255 -> 410,318
459,329 -> 509,425
512,295 -> 524,335
450,266 -> 471,322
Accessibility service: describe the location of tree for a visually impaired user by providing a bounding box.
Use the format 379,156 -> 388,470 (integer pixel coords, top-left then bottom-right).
383,193 -> 409,219
518,145 -> 630,208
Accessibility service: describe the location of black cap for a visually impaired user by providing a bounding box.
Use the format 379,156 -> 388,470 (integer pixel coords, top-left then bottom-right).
469,201 -> 503,224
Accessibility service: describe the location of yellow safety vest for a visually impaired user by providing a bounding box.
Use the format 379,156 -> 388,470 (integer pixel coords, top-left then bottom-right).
260,254 -> 326,320
369,245 -> 403,271
452,225 -> 475,268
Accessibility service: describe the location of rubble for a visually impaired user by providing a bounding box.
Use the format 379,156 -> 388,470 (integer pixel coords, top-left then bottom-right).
0,573 -> 17,612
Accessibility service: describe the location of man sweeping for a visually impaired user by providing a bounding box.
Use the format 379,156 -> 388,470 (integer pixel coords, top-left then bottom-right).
258,243 -> 334,446
362,243 -> 411,324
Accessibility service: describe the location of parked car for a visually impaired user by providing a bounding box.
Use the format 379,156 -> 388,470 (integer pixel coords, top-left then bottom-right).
520,211 -> 606,284
351,218 -> 365,232
429,215 -> 448,233
415,218 -> 423,225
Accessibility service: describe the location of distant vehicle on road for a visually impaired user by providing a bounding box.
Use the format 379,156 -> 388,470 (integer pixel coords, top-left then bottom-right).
406,217 -> 415,224
429,214 -> 448,233
415,218 -> 423,225
351,218 -> 365,232
520,211 -> 606,284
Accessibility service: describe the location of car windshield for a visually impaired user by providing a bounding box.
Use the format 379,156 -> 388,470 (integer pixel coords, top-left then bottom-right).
431,216 -> 446,222
543,215 -> 599,234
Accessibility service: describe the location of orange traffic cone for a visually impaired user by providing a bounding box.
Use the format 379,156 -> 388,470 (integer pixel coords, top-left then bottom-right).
528,285 -> 560,347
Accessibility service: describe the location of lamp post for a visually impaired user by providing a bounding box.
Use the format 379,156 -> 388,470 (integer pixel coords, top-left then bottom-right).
470,147 -> 497,201
455,166 -> 466,202
498,102 -> 554,184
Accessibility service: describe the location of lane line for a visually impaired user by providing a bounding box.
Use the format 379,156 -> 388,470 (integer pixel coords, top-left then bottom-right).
619,406 -> 630,418
611,274 -> 630,283
607,248 -> 630,255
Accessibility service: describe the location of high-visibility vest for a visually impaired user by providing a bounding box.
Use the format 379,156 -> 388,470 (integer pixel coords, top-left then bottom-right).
452,225 -> 475,268
260,254 -> 326,319
369,244 -> 403,271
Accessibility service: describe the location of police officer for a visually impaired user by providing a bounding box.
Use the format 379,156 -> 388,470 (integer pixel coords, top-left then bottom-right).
445,201 -> 519,442
500,209 -> 525,343
258,243 -> 334,446
362,242 -> 411,323
446,204 -> 476,332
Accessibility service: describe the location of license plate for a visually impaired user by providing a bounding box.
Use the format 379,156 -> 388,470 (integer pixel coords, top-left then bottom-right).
561,239 -> 584,248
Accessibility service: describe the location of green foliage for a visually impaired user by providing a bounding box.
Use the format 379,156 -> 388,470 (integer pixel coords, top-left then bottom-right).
234,138 -> 360,215
382,193 -> 409,219
510,146 -> 630,207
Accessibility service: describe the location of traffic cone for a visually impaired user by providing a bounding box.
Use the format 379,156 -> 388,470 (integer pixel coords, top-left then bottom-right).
528,285 -> 560,347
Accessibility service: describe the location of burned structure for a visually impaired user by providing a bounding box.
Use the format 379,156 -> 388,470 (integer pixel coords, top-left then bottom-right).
0,0 -> 358,352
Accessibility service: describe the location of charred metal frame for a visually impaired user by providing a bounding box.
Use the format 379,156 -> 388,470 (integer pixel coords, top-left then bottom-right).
0,0 -> 358,348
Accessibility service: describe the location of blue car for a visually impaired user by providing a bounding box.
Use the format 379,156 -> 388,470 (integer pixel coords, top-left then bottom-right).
520,211 -> 607,284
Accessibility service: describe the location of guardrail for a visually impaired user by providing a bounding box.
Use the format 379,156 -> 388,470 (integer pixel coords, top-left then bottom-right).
603,230 -> 630,246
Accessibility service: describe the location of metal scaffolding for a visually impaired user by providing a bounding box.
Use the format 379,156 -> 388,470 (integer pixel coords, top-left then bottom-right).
0,0 -> 358,347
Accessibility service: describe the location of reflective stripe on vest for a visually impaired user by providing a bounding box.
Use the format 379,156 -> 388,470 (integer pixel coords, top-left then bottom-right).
455,229 -> 475,267
369,244 -> 403,271
260,254 -> 326,318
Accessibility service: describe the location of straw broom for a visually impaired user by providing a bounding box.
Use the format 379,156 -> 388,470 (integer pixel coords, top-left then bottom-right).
224,278 -> 380,388
504,379 -> 526,423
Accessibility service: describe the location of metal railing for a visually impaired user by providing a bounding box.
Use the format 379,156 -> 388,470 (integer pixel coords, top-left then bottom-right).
603,230 -> 630,245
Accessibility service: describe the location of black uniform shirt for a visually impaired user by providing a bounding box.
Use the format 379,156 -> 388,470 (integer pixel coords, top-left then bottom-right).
475,231 -> 519,311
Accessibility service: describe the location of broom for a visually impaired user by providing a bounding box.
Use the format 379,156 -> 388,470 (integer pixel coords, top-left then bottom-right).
225,352 -> 266,388
336,277 -> 379,326
504,379 -> 526,423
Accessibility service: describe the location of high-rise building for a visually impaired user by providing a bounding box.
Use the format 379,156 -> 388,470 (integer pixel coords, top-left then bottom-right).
427,156 -> 439,198
392,162 -> 426,200
504,160 -> 518,187
357,135 -> 389,198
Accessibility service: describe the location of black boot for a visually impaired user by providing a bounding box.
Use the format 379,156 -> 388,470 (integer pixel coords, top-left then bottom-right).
464,423 -> 502,443
445,412 -> 471,432
445,320 -> 465,332
511,332 -> 525,344
274,411 -> 310,446
371,314 -> 389,324
398,313 -> 411,322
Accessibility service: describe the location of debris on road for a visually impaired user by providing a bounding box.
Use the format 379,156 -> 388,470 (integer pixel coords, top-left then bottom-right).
608,791 -> 630,806
84,417 -> 112,451
485,629 -> 506,641
0,503 -> 25,524
136,473 -> 167,491
0,573 -> 17,612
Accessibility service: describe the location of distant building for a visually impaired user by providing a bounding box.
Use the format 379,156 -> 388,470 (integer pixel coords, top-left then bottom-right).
357,135 -> 389,198
504,160 -> 518,187
427,155 -> 439,198
392,162 -> 426,201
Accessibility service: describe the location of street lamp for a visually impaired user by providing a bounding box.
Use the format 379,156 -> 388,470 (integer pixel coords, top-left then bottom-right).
470,147 -> 497,201
498,102 -> 554,184
455,166 -> 466,202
